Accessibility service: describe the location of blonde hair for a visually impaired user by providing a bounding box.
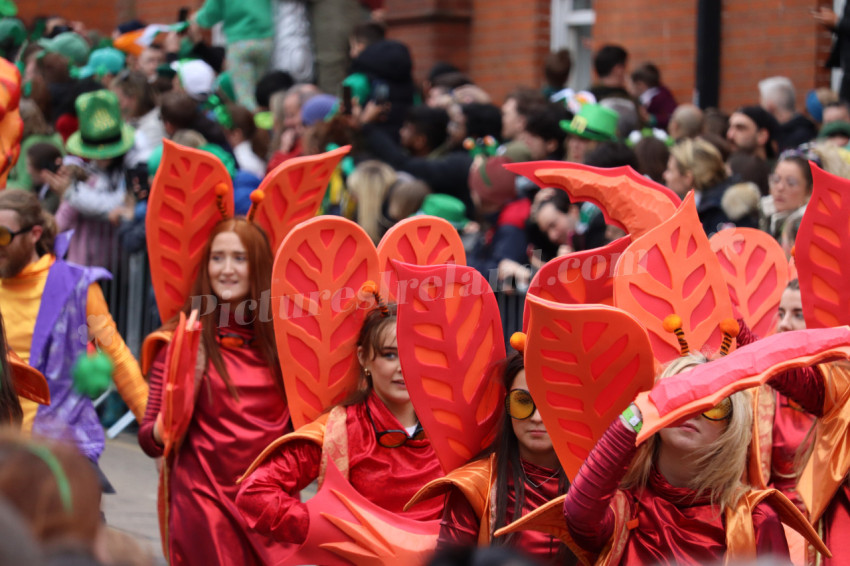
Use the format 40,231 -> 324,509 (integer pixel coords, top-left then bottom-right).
670,138 -> 727,192
347,161 -> 397,244
621,353 -> 752,512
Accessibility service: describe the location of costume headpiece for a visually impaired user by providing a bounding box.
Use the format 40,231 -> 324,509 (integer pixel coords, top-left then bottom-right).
0,56 -> 23,187
145,140 -> 350,325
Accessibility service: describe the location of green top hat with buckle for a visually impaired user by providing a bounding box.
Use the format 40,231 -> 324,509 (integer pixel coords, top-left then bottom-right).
66,90 -> 135,160
416,193 -> 470,230
560,103 -> 619,142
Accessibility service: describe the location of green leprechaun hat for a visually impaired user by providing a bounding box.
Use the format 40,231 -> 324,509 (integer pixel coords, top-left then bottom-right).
560,103 -> 619,142
66,90 -> 135,160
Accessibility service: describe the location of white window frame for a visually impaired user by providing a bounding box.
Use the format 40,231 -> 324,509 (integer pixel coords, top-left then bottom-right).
550,0 -> 596,91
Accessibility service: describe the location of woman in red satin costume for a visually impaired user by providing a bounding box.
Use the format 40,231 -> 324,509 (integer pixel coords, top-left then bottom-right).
138,218 -> 291,566
434,353 -> 575,565
236,304 -> 444,544
563,354 -> 790,565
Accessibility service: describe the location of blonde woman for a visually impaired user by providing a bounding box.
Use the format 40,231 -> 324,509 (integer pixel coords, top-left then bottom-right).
563,354 -> 790,564
664,138 -> 737,235
346,160 -> 397,244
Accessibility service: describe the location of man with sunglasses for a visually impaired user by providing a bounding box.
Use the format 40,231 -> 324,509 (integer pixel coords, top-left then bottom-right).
0,190 -> 147,465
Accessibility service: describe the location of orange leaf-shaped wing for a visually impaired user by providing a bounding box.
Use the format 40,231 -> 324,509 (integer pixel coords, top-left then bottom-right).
376,216 -> 466,302
394,261 -> 505,473
633,326 -> 850,444
524,296 -> 655,480
0,57 -> 21,120
252,146 -> 350,254
9,350 -> 49,405
613,192 -> 734,363
146,139 -> 233,323
796,163 -> 850,328
523,235 -> 631,329
160,311 -> 201,459
710,227 -> 789,337
273,217 -> 379,429
506,161 -> 681,237
285,463 -> 439,566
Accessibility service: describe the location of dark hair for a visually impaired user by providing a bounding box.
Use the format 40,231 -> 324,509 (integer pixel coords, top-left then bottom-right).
160,91 -> 199,130
777,153 -> 814,193
227,103 -> 269,159
161,218 -> 283,399
0,312 -> 21,426
584,141 -> 638,169
537,187 -> 572,214
254,70 -> 294,109
432,72 -> 473,91
490,353 -> 569,556
594,44 -> 628,77
35,52 -> 71,84
427,62 -> 461,83
544,49 -> 572,89
351,22 -> 386,46
111,70 -> 157,117
26,143 -> 62,173
0,190 -> 57,256
405,106 -> 449,152
728,152 -> 771,196
631,62 -> 661,88
461,103 -> 502,141
633,137 -> 669,184
524,103 -> 569,156
505,87 -> 547,119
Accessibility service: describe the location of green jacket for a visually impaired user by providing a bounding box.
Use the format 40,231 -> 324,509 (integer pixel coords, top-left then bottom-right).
195,0 -> 274,43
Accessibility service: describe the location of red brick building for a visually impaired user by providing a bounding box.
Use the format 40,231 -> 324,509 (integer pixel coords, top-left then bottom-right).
18,0 -> 834,112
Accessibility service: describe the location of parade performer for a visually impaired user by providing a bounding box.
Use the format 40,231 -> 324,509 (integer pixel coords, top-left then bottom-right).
137,140 -> 348,565
0,190 -> 147,462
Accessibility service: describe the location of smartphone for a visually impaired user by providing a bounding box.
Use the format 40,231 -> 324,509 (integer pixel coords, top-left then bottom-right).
373,81 -> 390,105
342,84 -> 353,115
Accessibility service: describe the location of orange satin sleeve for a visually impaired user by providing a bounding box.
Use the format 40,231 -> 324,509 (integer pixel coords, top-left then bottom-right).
799,362 -> 850,524
86,283 -> 148,421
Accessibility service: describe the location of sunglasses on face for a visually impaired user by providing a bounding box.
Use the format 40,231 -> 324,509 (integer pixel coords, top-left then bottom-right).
365,404 -> 425,448
701,397 -> 733,421
506,389 -> 538,420
0,225 -> 33,247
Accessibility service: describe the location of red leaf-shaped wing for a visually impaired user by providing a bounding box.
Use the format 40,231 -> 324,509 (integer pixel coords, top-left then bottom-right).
506,162 -> 680,237
252,146 -> 350,254
9,351 -> 49,405
0,108 -> 23,187
524,296 -> 655,480
523,235 -> 631,329
613,192 -> 734,363
633,326 -> 850,444
394,261 -> 505,473
146,140 -> 233,323
273,217 -> 379,429
710,227 -> 789,337
285,463 -> 440,566
377,216 -> 467,302
160,312 -> 201,458
796,163 -> 850,328
0,57 -> 21,120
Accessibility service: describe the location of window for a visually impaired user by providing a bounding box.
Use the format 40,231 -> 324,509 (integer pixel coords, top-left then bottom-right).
551,0 -> 596,91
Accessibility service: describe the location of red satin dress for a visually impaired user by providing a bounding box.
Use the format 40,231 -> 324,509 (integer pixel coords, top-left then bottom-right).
236,391 -> 444,544
139,325 -> 291,566
563,420 -> 789,565
438,460 -> 569,565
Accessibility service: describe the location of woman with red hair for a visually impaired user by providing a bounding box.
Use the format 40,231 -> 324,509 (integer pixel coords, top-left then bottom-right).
138,217 -> 290,566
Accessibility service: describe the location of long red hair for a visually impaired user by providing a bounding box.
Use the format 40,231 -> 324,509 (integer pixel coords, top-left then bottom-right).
161,218 -> 284,399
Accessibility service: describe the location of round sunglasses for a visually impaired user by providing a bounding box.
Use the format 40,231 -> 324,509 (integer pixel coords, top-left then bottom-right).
701,397 -> 733,421
0,225 -> 33,247
506,389 -> 538,420
365,403 -> 425,448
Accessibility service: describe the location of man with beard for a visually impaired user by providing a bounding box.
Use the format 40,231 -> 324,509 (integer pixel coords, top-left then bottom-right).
0,190 -> 147,464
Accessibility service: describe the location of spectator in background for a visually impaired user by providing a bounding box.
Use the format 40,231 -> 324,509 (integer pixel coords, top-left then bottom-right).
190,0 -> 274,111
399,106 -> 450,159
226,104 -> 268,178
668,104 -> 704,141
132,46 -> 165,81
726,106 -> 778,161
759,151 -> 814,240
172,59 -> 217,103
702,107 -> 729,139
349,21 -> 385,59
111,70 -> 164,167
822,100 -> 850,125
347,160 -> 397,244
589,44 -> 630,101
631,62 -> 677,129
501,87 -> 547,143
562,103 -> 619,163
254,70 -> 295,113
267,83 -> 321,170
542,48 -> 572,99
517,103 -> 570,161
759,76 -> 817,152
8,100 -> 64,192
815,3 -> 850,102
24,143 -> 63,213
77,47 -> 126,89
634,136 -> 670,185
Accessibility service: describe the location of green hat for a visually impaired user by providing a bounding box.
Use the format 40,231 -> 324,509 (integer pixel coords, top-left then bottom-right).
819,120 -> 850,140
77,47 -> 125,79
66,90 -> 135,160
342,72 -> 371,104
37,32 -> 90,67
559,103 -> 619,142
0,1 -> 17,17
0,18 -> 24,50
416,194 -> 469,230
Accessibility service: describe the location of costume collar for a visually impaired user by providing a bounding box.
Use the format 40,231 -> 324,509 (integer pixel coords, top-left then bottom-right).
649,466 -> 712,507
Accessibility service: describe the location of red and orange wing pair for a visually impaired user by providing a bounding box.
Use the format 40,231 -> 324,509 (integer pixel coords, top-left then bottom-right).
160,310 -> 201,459
275,216 -> 466,430
147,141 -> 349,324
0,57 -> 23,187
